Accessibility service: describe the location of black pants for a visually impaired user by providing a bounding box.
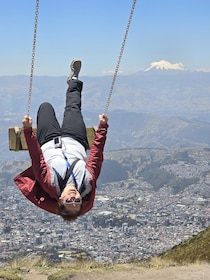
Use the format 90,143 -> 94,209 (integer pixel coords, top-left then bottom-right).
36,79 -> 89,150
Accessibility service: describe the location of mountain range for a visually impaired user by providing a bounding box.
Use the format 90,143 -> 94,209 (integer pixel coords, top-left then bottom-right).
1,60 -> 210,161
144,60 -> 186,71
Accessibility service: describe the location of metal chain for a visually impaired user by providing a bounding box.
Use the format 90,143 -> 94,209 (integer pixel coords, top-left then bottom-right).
27,0 -> 39,116
26,0 -> 135,115
104,0 -> 137,114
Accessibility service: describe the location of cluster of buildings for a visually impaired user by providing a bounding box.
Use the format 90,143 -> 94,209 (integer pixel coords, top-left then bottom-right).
0,148 -> 210,264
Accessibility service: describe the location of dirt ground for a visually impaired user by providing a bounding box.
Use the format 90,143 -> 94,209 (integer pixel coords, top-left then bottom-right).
19,263 -> 210,280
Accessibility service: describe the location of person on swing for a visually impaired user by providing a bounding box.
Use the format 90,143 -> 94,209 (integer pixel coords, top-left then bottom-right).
14,59 -> 109,221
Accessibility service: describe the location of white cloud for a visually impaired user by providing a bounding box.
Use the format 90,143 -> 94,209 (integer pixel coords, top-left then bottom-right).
196,68 -> 210,72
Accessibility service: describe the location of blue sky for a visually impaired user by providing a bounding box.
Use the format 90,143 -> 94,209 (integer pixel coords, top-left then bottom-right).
1,0 -> 210,76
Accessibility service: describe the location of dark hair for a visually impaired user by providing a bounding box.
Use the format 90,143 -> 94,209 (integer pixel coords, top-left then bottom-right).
57,201 -> 82,222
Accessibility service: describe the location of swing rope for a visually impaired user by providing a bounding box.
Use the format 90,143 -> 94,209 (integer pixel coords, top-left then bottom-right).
27,0 -> 39,116
104,0 -> 137,115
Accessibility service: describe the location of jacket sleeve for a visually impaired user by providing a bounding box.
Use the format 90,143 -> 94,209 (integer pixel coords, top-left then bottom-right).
86,122 -> 108,181
23,127 -> 58,199
14,167 -> 58,215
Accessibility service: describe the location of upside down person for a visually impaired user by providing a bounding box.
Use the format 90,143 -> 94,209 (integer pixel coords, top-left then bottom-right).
14,59 -> 109,221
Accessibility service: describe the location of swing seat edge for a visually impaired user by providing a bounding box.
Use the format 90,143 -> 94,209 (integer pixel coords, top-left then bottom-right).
8,126 -> 97,151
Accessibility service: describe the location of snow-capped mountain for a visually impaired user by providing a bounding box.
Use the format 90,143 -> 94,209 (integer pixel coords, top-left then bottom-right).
144,60 -> 186,72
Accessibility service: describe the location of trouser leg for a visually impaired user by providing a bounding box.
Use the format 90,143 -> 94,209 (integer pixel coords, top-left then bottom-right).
37,102 -> 61,146
61,79 -> 88,150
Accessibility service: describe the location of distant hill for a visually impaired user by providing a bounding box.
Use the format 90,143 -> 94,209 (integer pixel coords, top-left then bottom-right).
1,70 -> 210,121
160,226 -> 210,263
1,110 -> 210,162
1,71 -> 210,161
4,146 -> 210,196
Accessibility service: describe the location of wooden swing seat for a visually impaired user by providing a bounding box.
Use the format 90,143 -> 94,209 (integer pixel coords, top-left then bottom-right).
8,126 -> 97,151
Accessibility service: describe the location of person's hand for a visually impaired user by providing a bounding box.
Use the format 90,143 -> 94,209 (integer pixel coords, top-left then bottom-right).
99,113 -> 108,125
22,115 -> 32,128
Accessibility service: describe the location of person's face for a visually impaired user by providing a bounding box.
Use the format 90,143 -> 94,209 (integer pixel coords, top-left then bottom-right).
60,185 -> 82,214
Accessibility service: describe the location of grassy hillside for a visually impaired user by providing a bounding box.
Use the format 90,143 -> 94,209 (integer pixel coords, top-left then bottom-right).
160,225 -> 210,263
0,226 -> 209,279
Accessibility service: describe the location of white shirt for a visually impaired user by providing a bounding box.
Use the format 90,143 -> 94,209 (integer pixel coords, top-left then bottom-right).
41,137 -> 92,197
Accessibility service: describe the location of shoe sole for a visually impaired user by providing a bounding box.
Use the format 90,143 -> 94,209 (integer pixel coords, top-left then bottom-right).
71,59 -> 82,71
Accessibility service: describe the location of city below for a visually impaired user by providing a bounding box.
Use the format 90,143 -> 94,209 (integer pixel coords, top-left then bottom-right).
0,147 -> 210,264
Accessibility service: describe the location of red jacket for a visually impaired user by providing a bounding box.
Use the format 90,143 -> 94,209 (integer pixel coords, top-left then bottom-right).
14,123 -> 108,216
